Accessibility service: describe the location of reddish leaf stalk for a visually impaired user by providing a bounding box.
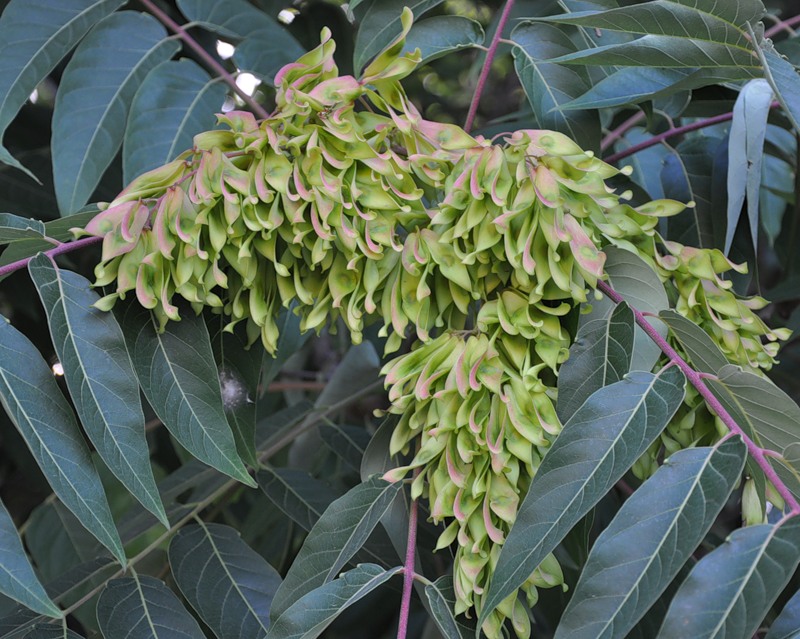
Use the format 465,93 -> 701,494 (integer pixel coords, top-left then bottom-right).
397,470 -> 421,639
464,0 -> 516,133
137,0 -> 270,120
0,235 -> 102,280
765,14 -> 800,39
603,101 -> 780,164
596,279 -> 800,514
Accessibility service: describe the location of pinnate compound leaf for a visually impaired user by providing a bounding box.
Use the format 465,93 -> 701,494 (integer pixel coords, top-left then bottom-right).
659,309 -> 729,374
266,564 -> 402,639
657,516 -> 800,639
117,300 -> 254,487
353,0 -> 444,73
169,522 -> 281,639
257,467 -> 340,532
554,438 -> 746,639
0,214 -> 46,243
401,16 -> 484,65
511,22 -> 600,152
724,79 -> 773,254
52,11 -> 180,215
0,498 -> 60,617
0,318 -> 124,564
97,574 -> 204,639
0,0 -> 126,174
766,587 -> 800,639
123,60 -> 226,184
28,255 -> 167,526
269,476 -> 403,621
479,367 -> 686,628
557,302 -> 633,422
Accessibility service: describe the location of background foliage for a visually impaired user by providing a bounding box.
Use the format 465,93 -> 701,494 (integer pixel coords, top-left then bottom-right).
1,0 -> 800,637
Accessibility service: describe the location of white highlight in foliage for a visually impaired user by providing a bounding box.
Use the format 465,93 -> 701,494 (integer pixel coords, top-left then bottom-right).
51,361 -> 64,376
278,9 -> 298,24
216,40 -> 235,60
236,73 -> 261,97
218,368 -> 251,411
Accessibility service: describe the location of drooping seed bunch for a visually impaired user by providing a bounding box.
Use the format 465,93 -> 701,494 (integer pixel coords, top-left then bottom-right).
78,13 -> 786,638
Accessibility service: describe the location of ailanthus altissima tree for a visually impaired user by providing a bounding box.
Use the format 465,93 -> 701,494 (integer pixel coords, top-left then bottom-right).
1,1 -> 800,638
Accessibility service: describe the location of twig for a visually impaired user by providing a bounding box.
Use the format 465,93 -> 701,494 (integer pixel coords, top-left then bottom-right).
397,468 -> 421,639
595,279 -> 800,514
765,14 -> 800,39
0,235 -> 102,280
603,102 -> 780,164
464,0 -> 516,133
600,111 -> 645,152
137,0 -> 270,120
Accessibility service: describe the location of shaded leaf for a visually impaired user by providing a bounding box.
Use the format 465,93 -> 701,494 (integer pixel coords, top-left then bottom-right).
479,367 -> 686,627
257,467 -> 340,532
766,586 -> 800,639
724,79 -> 773,254
52,11 -> 180,214
260,306 -> 309,389
763,49 -> 800,135
0,318 -> 124,564
269,476 -> 403,621
266,564 -> 401,639
657,516 -> 800,639
123,59 -> 227,184
29,255 -> 167,526
21,625 -> 84,639
0,214 -> 46,243
557,302 -> 633,422
169,522 -> 281,639
353,0 -> 444,73
233,34 -> 307,86
511,22 -> 600,152
659,309 -> 729,374
117,300 -> 253,487
616,127 -> 671,199
0,0 -> 126,174
554,439 -> 746,638
425,576 -> 473,639
319,422 -> 371,473
97,575 -> 204,639
401,16 -> 484,65
0,498 -> 60,617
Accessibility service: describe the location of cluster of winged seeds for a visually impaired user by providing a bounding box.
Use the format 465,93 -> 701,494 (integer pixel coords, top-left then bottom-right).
79,15 -> 785,638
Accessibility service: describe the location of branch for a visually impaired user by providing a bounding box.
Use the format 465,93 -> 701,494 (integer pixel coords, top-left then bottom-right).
603,101 -> 782,164
464,0 -> 516,133
595,279 -> 800,514
397,469 -> 421,639
0,235 -> 102,280
765,14 -> 800,39
138,0 -> 270,120
600,111 -> 645,152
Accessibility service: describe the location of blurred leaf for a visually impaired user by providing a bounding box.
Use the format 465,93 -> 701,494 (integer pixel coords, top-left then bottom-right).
0,0 -> 126,176
401,16 -> 484,65
480,367 -> 686,627
117,299 -> 254,487
724,79 -> 773,254
760,153 -> 793,247
97,575 -> 204,639
0,498 -> 60,617
511,22 -> 600,153
270,476 -> 402,621
51,11 -> 179,215
123,59 -> 226,184
260,307 -> 309,389
766,586 -> 800,639
0,318 -> 124,564
169,522 -> 281,639
615,127 -> 670,199
29,256 -> 167,526
319,422 -> 370,473
763,49 -> 800,135
257,467 -> 340,532
20,625 -> 84,639
266,564 -> 401,639
658,516 -> 800,638
557,302 -> 633,422
554,439 -> 746,638
233,34 -> 306,86
353,0 -> 444,73
659,309 -> 729,373
0,214 -> 45,243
